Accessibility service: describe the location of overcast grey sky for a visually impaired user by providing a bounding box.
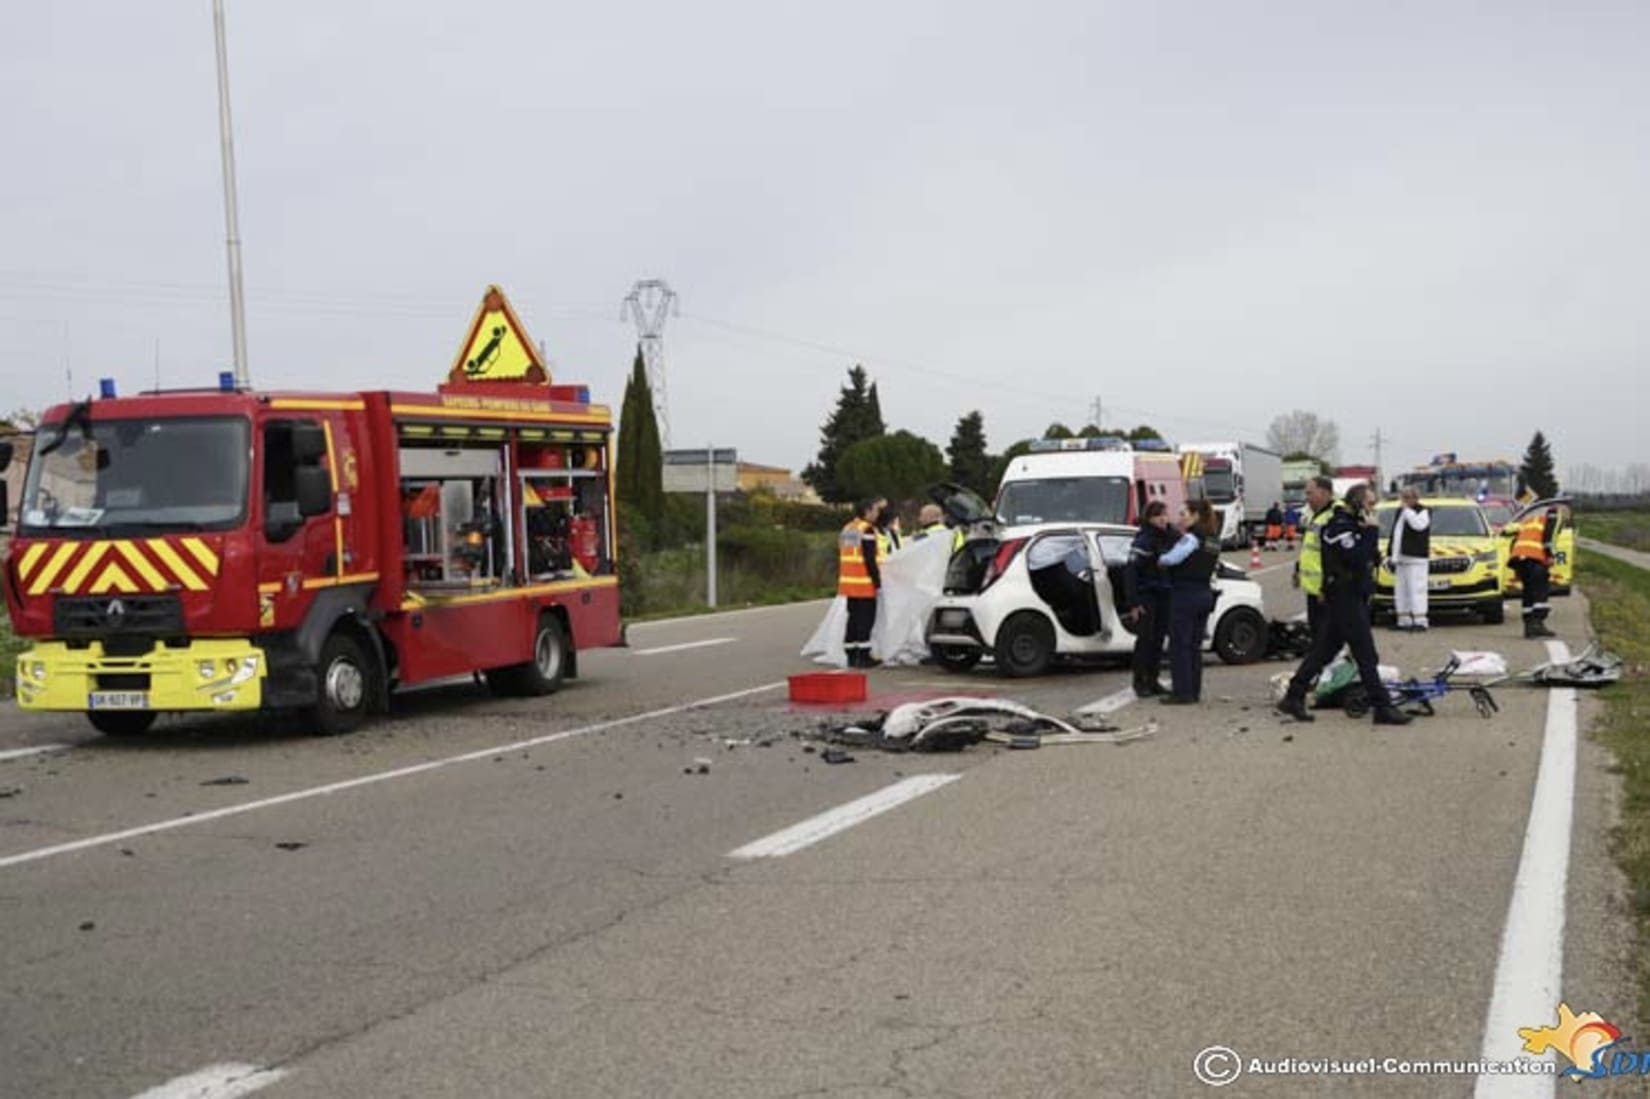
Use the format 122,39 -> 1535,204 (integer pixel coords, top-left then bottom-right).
3,1 -> 1646,479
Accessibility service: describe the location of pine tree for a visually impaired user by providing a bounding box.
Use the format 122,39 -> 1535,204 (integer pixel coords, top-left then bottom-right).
947,411 -> 992,495
802,365 -> 886,503
1520,430 -> 1558,499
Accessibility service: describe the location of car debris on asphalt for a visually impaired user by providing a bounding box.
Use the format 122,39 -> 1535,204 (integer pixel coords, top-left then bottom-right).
1521,641 -> 1624,688
801,696 -> 1159,754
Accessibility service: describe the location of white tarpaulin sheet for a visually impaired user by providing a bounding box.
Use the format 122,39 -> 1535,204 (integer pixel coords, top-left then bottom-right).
801,534 -> 955,667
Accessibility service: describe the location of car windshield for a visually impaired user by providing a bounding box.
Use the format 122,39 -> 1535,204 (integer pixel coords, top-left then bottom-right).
1376,505 -> 1488,538
995,476 -> 1130,525
21,416 -> 250,534
1203,468 -> 1236,502
1480,503 -> 1513,528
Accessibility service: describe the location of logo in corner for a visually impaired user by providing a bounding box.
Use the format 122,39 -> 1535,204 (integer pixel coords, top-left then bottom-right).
1519,1003 -> 1627,1079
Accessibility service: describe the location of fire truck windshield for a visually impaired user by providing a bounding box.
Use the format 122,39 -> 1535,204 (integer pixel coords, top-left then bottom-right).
20,416 -> 250,535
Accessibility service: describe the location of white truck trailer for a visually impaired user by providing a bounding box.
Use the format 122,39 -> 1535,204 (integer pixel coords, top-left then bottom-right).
1177,441 -> 1285,548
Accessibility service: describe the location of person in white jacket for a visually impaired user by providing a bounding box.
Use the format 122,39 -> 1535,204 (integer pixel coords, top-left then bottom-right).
1388,487 -> 1432,631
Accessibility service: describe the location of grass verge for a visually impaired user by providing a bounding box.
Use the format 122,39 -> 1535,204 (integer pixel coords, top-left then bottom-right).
1581,511 -> 1650,553
1579,553 -> 1650,1022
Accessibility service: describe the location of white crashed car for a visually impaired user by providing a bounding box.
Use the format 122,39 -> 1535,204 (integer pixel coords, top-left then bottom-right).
923,517 -> 1269,677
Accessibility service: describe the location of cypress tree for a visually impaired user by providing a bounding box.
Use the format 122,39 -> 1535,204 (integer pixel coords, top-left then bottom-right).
947,411 -> 992,495
1520,430 -> 1558,499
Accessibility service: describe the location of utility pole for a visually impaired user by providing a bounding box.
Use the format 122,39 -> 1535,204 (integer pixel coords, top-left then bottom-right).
1089,396 -> 1104,433
705,445 -> 718,608
1370,428 -> 1386,490
621,279 -> 678,446
212,0 -> 250,388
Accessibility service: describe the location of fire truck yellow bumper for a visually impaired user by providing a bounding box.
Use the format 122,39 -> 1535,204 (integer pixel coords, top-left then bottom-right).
14,640 -> 266,713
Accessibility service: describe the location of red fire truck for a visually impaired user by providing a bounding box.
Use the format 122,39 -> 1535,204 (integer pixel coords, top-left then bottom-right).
1,287 -> 622,736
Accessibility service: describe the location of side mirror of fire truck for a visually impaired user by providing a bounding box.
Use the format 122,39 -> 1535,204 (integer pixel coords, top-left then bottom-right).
290,423 -> 327,464
0,439 -> 13,471
296,466 -> 332,518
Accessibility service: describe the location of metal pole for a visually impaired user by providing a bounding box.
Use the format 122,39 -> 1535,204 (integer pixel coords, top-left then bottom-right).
212,0 -> 250,388
705,446 -> 718,608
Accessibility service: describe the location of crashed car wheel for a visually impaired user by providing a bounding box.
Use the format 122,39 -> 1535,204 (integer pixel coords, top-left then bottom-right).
994,612 -> 1055,678
931,645 -> 981,673
1214,608 -> 1267,665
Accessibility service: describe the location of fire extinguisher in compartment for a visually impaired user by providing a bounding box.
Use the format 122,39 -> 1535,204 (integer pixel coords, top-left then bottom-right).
569,514 -> 600,575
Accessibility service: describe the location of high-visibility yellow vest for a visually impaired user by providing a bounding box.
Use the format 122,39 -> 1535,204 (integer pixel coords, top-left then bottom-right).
1297,504 -> 1337,597
838,519 -> 876,598
1509,516 -> 1551,564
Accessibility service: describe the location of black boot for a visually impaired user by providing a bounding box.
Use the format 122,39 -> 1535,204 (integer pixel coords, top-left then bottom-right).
1524,619 -> 1556,639
1373,705 -> 1413,726
1276,693 -> 1315,722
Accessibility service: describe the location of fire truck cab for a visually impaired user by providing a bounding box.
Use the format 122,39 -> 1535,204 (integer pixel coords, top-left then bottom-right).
2,287 -> 622,736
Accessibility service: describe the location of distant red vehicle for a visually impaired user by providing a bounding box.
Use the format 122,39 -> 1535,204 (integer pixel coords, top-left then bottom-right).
2,287 -> 622,737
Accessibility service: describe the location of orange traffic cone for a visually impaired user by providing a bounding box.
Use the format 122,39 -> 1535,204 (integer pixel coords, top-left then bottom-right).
1250,541 -> 1264,570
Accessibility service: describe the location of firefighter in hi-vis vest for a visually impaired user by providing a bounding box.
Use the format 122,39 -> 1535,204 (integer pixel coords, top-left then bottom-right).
1507,506 -> 1560,639
839,498 -> 885,668
1291,475 -> 1337,637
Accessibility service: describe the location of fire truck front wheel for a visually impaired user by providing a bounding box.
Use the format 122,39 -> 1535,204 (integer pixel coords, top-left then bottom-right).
486,614 -> 568,697
87,711 -> 158,737
307,631 -> 377,736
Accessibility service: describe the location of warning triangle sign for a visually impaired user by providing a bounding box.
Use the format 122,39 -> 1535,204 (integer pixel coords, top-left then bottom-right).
447,286 -> 549,385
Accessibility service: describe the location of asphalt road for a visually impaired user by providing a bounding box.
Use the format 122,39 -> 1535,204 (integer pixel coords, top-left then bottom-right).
0,550 -> 1637,1098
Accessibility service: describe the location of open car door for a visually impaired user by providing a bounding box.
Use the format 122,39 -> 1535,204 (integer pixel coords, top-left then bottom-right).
1503,497 -> 1575,595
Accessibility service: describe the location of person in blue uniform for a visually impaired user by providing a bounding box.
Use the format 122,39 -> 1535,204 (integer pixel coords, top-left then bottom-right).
1123,500 -> 1176,698
1275,484 -> 1412,725
1156,499 -> 1223,704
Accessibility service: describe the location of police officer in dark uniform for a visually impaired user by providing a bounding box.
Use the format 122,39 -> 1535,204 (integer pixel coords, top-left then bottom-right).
1123,500 -> 1176,698
1276,484 -> 1412,725
1156,499 -> 1223,704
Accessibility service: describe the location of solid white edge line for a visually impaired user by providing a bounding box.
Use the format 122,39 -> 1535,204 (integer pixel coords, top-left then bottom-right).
0,743 -> 70,763
632,637 -> 737,656
0,681 -> 787,872
1473,640 -> 1574,1098
129,1062 -> 287,1099
728,773 -> 961,859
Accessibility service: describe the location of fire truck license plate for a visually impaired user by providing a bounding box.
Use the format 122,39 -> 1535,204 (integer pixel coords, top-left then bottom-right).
89,692 -> 149,710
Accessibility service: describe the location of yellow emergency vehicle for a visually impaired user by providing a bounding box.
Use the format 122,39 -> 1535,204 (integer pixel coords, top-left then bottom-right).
1372,497 -> 1505,624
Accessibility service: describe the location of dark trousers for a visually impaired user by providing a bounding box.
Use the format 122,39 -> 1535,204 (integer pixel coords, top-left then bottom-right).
1288,587 -> 1390,708
1168,585 -> 1216,701
1305,593 -> 1323,638
1513,559 -> 1552,622
845,597 -> 877,654
1131,590 -> 1171,690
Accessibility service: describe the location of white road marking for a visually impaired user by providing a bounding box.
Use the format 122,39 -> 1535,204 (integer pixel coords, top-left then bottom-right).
0,681 -> 787,872
1473,640 -> 1576,1098
628,599 -> 830,630
0,743 -> 70,763
129,1062 -> 286,1099
728,773 -> 961,859
1076,687 -> 1138,716
632,637 -> 736,656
